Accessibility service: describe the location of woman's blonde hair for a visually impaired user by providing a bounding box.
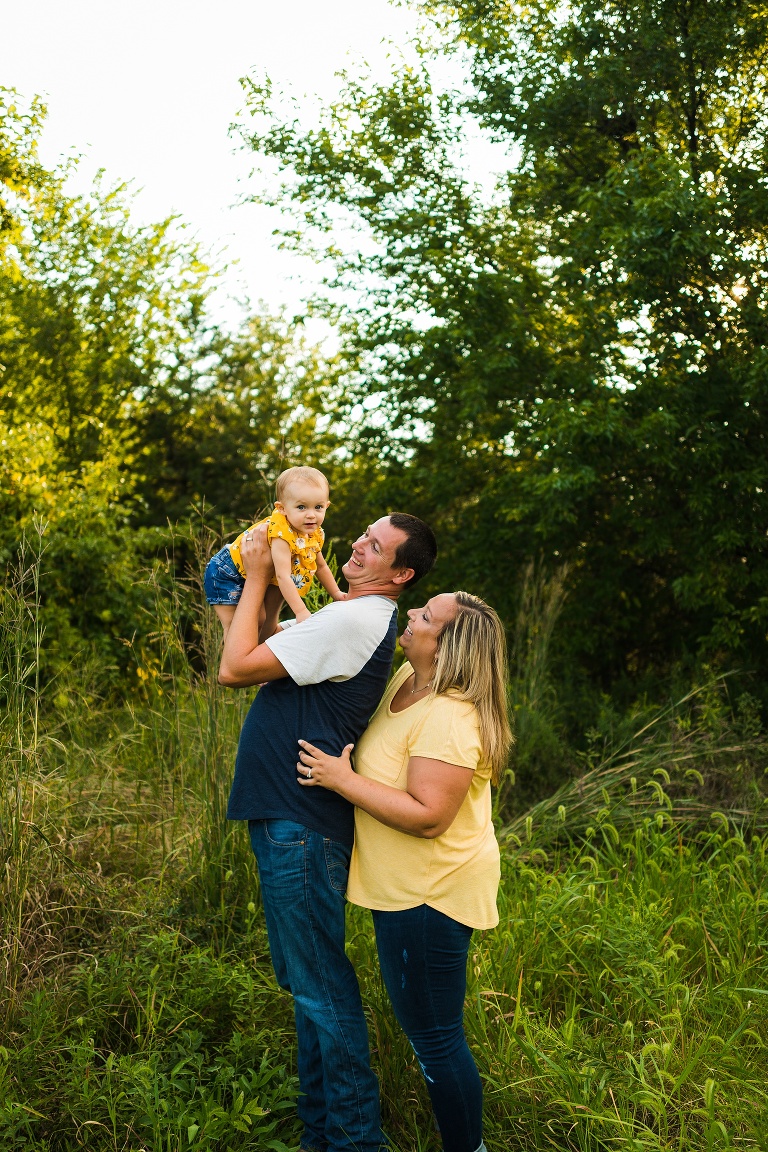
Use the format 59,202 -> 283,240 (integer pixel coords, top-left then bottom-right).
432,591 -> 514,784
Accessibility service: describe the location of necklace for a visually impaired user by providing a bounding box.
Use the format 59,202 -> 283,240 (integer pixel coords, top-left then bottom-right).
410,675 -> 433,695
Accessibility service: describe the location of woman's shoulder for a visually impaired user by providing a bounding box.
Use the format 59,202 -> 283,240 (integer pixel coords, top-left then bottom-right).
428,690 -> 479,725
410,691 -> 483,769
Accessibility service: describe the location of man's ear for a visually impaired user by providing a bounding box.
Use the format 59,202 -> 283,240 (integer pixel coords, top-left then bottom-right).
392,568 -> 415,587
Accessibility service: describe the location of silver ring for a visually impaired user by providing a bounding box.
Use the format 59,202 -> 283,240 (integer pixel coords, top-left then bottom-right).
306,768 -> 312,779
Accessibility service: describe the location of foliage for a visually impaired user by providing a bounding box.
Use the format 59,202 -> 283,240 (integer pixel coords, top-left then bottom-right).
128,311 -> 344,531
0,89 -> 48,249
2,928 -> 299,1152
239,0 -> 768,706
3,718 -> 767,1151
471,818 -> 768,1150
1,101 -> 212,470
0,93 -> 342,680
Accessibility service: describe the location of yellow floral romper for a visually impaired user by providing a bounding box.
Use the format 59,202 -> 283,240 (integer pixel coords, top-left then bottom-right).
228,510 -> 325,598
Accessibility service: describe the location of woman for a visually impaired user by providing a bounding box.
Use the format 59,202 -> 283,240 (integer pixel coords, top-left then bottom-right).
297,591 -> 512,1152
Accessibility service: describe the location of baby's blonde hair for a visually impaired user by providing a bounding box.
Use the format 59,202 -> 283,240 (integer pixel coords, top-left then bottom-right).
432,591 -> 514,784
275,466 -> 329,502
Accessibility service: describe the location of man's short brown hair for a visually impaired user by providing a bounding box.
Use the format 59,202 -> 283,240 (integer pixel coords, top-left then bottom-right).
388,513 -> 437,588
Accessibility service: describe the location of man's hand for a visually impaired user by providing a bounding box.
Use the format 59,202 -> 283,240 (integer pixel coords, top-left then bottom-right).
240,522 -> 274,580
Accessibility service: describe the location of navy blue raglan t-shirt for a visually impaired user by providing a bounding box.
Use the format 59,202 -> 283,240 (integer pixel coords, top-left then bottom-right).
226,595 -> 398,847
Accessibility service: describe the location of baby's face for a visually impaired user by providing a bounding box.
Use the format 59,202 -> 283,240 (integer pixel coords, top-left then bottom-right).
277,483 -> 330,536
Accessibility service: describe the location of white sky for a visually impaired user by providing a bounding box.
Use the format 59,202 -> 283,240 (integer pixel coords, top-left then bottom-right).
1,0 -> 427,325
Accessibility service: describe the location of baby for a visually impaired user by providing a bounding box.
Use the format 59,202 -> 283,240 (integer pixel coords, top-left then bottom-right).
204,465 -> 346,640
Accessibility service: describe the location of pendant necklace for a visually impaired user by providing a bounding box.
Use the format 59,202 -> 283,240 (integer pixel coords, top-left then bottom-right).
410,675 -> 433,695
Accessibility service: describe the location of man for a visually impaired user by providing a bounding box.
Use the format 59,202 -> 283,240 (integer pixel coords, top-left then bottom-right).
219,513 -> 438,1152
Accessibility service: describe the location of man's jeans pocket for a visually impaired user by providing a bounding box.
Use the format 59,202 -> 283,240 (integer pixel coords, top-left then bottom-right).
251,820 -> 349,895
264,820 -> 307,847
324,838 -> 351,894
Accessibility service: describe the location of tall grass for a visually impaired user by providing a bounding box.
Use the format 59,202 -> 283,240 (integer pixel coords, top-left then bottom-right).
0,522 -> 101,1029
136,521 -> 257,922
1,533 -> 766,1150
500,561 -> 572,814
505,682 -> 768,853
349,814 -> 768,1151
469,818 -> 768,1151
0,522 -> 46,1025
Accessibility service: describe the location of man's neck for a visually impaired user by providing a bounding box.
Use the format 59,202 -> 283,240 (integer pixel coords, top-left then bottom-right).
346,583 -> 401,602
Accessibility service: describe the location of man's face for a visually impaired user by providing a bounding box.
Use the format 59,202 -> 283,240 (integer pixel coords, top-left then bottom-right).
342,517 -> 410,587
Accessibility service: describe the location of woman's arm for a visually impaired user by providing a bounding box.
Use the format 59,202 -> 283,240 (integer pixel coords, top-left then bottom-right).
271,537 -> 312,622
219,528 -> 289,687
297,742 -> 473,838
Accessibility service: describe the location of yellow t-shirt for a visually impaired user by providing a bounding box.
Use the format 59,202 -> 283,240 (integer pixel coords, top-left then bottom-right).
228,510 -> 325,598
346,662 -> 501,930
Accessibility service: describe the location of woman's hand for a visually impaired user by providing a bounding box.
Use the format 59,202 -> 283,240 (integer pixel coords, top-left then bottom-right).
297,740 -> 355,793
240,523 -> 274,579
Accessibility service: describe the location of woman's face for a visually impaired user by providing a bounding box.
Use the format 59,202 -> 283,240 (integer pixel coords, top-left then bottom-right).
400,594 -> 457,666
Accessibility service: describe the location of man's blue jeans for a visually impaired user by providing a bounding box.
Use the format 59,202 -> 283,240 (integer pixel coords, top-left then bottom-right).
249,819 -> 385,1152
372,905 -> 483,1152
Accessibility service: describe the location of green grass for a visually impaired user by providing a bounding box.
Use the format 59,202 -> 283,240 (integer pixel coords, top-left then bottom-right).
1,547 -> 767,1151
3,818 -> 766,1151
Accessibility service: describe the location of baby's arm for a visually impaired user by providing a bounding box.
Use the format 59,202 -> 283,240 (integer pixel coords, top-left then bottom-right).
315,552 -> 347,602
271,538 -> 312,622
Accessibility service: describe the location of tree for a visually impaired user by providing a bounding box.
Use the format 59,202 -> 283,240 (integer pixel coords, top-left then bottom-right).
240,0 -> 768,704
0,88 -> 48,251
0,180 -> 212,472
129,311 -> 343,531
0,94 -> 340,680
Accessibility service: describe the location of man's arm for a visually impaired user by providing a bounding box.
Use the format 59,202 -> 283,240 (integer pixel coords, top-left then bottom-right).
218,528 -> 290,688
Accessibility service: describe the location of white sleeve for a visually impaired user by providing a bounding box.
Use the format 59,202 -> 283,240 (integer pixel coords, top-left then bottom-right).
265,598 -> 395,685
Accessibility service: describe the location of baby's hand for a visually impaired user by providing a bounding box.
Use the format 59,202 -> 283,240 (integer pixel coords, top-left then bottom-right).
295,606 -> 312,624
333,591 -> 349,601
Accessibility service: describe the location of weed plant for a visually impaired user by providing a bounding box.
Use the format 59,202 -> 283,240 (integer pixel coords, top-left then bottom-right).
505,561 -> 572,811
1,540 -> 766,1150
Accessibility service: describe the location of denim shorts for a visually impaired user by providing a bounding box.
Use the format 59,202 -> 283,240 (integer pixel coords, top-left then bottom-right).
204,545 -> 245,605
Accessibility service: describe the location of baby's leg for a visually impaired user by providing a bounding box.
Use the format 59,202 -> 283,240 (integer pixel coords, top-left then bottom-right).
214,603 -> 237,641
259,584 -> 284,644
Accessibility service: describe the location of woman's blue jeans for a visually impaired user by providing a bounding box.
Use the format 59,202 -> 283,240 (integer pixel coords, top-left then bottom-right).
372,905 -> 483,1152
249,820 -> 385,1152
